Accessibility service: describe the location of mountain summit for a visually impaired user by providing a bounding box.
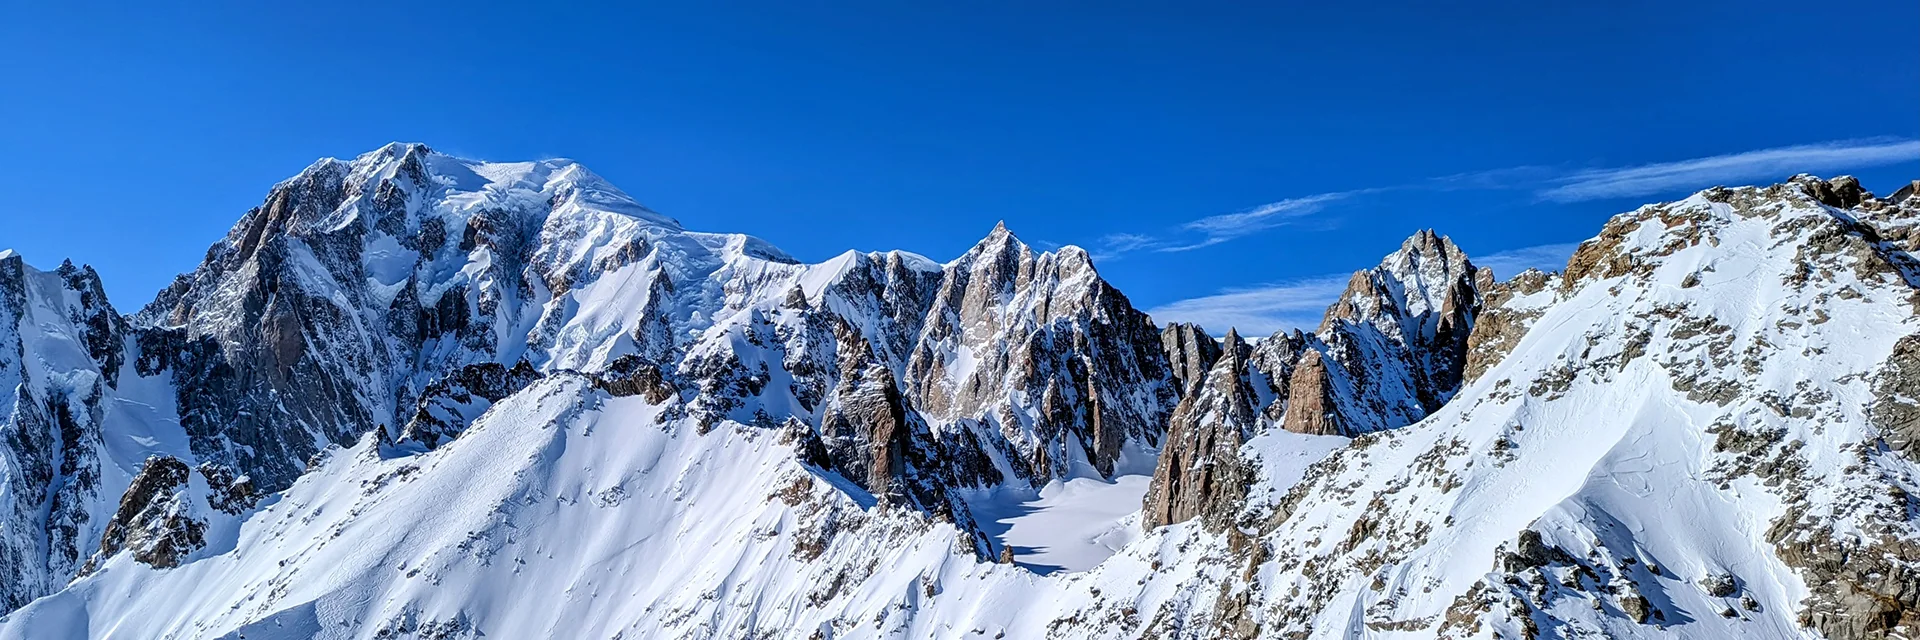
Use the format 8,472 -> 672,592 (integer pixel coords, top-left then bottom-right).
1,148 -> 1914,640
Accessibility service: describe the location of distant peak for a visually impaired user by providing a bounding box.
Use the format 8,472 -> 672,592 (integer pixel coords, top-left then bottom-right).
1397,228 -> 1456,255
981,221 -> 1018,245
966,221 -> 1024,255
368,141 -> 432,158
1221,327 -> 1244,349
1786,174 -> 1871,209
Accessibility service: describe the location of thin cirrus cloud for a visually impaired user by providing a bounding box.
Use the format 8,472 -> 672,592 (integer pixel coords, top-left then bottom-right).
1144,274 -> 1354,337
1160,189 -> 1382,252
1100,137 -> 1918,260
1145,240 -> 1583,336
1536,138 -> 1920,203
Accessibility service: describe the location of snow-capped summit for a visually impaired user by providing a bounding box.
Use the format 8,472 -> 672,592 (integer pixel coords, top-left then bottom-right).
2,160 -> 1916,640
0,254 -> 151,612
1141,230 -> 1490,530
904,223 -> 1176,483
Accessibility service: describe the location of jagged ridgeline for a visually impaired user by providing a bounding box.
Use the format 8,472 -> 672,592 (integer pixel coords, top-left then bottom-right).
0,143 -> 1914,640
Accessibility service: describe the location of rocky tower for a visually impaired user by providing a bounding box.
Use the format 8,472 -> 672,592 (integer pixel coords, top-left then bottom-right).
1143,231 -> 1489,529
1142,329 -> 1259,529
1160,322 -> 1223,399
903,223 -> 1178,482
0,255 -> 127,611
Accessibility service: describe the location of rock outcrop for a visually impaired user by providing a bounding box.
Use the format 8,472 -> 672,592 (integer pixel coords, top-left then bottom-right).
1143,230 -> 1489,529
1161,322 -> 1223,399
1143,330 -> 1259,530
87,456 -> 203,571
398,361 -> 542,449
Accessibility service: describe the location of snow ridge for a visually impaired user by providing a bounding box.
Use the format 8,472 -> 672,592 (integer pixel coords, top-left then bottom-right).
0,151 -> 1915,640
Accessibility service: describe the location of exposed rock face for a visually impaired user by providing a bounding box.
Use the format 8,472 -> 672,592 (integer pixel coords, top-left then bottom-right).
1278,349 -> 1342,436
1161,323 -> 1222,398
196,462 -> 256,515
398,361 -> 542,449
1871,333 -> 1920,461
821,360 -> 915,498
0,253 -> 128,611
1143,330 -> 1258,530
1463,268 -> 1556,382
89,456 -> 203,571
594,355 -> 677,404
903,224 -> 1178,482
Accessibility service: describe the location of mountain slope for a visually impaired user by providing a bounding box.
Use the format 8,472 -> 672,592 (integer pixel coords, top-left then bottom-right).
0,254 -> 184,612
0,144 -> 1183,616
0,150 -> 1915,640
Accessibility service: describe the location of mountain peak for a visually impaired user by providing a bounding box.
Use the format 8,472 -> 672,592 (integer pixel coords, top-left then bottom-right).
959,221 -> 1027,262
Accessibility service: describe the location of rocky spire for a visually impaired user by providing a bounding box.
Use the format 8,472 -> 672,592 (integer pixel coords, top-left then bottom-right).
1161,322 -> 1223,399
1278,349 -> 1342,436
902,223 -> 1177,483
1311,229 -> 1487,431
1142,329 -> 1259,530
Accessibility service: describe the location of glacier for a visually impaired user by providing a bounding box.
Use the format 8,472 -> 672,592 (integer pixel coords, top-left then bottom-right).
0,145 -> 1914,639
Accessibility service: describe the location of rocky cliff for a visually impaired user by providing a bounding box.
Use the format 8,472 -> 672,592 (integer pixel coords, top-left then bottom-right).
1143,230 -> 1489,529
1,150 -> 1914,640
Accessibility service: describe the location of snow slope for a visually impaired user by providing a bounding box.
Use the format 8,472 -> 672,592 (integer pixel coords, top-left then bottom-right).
966,474 -> 1152,574
2,158 -> 1916,640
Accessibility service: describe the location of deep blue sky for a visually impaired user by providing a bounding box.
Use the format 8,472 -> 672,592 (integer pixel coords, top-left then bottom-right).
3,2 -> 1916,333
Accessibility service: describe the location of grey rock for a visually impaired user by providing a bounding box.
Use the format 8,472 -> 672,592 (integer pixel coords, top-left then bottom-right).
1142,330 -> 1258,530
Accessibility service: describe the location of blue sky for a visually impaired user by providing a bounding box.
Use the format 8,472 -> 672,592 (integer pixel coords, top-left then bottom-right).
2,2 -> 1915,334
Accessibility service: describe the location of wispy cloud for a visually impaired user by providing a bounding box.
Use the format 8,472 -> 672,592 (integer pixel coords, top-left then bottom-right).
1537,138 -> 1920,203
1092,137 -> 1917,260
1088,233 -> 1162,261
1472,242 -> 1581,279
1145,274 -> 1353,337
1161,190 -> 1378,252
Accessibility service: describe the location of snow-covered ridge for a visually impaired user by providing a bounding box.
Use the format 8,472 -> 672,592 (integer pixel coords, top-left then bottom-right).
1,154 -> 1915,640
1,143 -> 1188,621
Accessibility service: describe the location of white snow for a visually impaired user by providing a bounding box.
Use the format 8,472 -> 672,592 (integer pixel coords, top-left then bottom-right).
965,474 -> 1151,574
4,161 -> 1913,640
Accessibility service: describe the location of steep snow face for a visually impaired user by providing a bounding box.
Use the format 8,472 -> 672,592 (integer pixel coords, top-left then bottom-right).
130,143 -> 806,493
1188,176 -> 1920,638
8,151 -> 1914,640
0,256 -> 184,611
0,375 -> 1147,640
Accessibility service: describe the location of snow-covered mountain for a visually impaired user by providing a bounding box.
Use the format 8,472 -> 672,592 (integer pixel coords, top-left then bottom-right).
0,145 -> 1914,639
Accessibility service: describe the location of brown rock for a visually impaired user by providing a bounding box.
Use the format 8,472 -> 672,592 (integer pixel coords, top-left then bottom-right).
1142,330 -> 1258,530
1281,350 -> 1344,436
1161,322 -> 1223,399
89,456 -> 205,572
